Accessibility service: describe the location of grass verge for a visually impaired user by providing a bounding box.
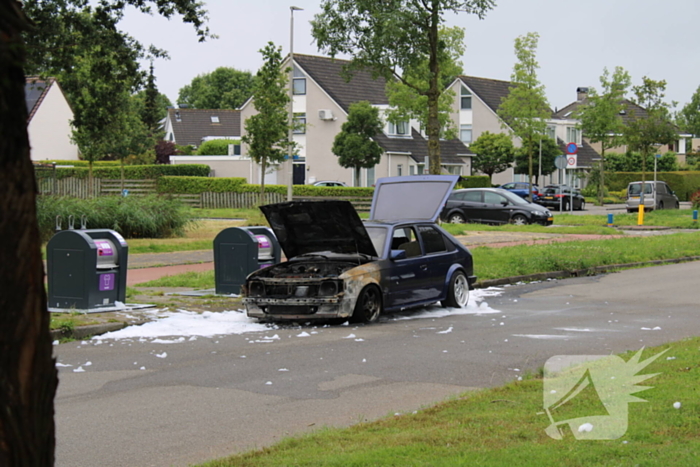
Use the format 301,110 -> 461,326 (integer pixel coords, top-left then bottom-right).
200,339 -> 699,466
134,232 -> 700,288
553,209 -> 699,228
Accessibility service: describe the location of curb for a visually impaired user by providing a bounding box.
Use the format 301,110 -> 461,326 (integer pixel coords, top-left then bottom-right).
51,321 -> 147,341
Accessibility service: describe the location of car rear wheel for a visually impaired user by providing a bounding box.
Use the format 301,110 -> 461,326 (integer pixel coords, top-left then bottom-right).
448,213 -> 466,224
562,200 -> 570,211
442,271 -> 469,308
350,286 -> 382,323
510,214 -> 528,225
577,200 -> 585,211
658,201 -> 664,210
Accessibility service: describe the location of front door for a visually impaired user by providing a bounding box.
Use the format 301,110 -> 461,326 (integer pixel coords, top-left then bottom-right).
293,163 -> 305,185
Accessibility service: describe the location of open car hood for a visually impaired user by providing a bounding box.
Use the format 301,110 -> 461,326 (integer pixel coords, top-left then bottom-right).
369,175 -> 459,222
260,200 -> 377,259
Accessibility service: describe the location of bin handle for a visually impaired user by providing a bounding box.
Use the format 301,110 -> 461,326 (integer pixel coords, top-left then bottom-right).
68,215 -> 75,230
80,214 -> 87,230
55,215 -> 62,232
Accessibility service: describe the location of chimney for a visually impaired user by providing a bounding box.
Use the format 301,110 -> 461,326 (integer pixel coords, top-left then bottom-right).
577,87 -> 589,101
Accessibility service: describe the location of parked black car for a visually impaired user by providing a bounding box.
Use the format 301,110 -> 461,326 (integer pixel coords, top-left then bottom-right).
439,187 -> 553,226
243,175 -> 476,324
538,185 -> 585,211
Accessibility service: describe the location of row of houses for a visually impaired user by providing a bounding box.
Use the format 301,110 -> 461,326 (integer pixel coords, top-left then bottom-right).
28,54 -> 690,187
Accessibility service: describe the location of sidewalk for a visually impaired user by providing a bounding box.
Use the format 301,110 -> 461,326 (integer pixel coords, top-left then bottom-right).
126,250 -> 214,286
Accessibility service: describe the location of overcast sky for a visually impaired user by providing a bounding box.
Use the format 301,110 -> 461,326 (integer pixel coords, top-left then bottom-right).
119,0 -> 700,112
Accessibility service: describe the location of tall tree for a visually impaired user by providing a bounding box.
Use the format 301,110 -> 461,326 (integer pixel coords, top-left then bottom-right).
498,32 -> 550,201
513,136 -> 559,184
141,62 -> 162,132
178,67 -> 255,109
384,26 -> 465,140
332,101 -> 384,185
242,42 -> 292,202
312,0 -> 495,175
624,77 -> 677,205
0,1 -> 58,464
676,84 -> 700,137
23,0 -> 211,174
575,66 -> 631,205
469,131 -> 514,182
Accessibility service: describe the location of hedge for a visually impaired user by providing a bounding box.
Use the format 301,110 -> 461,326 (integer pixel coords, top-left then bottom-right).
157,176 -> 375,197
457,175 -> 491,189
34,160 -> 121,167
35,164 -> 211,181
605,171 -> 700,201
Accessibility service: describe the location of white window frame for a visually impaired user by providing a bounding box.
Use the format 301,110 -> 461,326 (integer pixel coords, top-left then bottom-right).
460,124 -> 472,144
461,86 -> 472,110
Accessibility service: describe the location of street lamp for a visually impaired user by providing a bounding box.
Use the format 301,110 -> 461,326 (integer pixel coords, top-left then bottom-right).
287,6 -> 303,201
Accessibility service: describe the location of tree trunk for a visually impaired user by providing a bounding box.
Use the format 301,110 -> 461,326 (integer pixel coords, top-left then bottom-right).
0,2 -> 59,465
259,157 -> 267,206
426,1 -> 441,175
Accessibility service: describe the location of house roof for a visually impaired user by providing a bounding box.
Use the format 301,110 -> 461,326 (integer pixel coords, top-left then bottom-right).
373,129 -> 473,165
458,76 -> 514,116
293,54 -> 389,113
167,108 -> 241,147
553,97 -> 649,124
25,77 -> 56,122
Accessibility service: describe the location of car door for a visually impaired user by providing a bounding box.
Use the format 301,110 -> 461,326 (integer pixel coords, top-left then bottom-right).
415,224 -> 453,302
386,226 -> 428,308
480,191 -> 511,224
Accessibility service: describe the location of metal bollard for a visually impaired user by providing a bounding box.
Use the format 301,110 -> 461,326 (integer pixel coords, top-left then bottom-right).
693,210 -> 698,223
607,213 -> 614,227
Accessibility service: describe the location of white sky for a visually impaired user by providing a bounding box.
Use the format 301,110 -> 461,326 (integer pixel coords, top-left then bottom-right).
119,0 -> 700,112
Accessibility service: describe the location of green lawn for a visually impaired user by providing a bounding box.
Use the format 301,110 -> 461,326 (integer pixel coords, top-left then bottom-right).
201,339 -> 699,466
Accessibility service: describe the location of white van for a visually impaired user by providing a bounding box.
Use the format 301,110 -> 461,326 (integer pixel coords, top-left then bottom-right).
625,181 -> 679,213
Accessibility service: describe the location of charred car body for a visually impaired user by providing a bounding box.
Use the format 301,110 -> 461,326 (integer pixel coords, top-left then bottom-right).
243,175 -> 476,323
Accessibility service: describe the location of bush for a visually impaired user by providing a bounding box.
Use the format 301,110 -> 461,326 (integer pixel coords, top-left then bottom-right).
35,164 -> 211,181
457,175 -> 491,189
691,190 -> 700,209
37,195 -> 195,243
197,139 -> 239,155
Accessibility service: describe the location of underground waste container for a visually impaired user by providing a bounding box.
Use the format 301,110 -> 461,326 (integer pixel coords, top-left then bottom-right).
47,229 -> 128,310
213,226 -> 281,295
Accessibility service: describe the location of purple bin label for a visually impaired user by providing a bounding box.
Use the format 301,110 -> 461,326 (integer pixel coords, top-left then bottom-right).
255,235 -> 271,249
99,273 -> 115,291
95,240 -> 113,256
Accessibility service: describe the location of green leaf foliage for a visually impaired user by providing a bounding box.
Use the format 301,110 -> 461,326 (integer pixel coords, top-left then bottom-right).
312,0 -> 495,174
456,175 -> 491,188
196,139 -> 240,156
34,164 -> 210,181
469,131 -> 515,180
676,84 -> 700,137
178,67 -> 255,109
36,194 -> 195,242
514,137 -> 560,182
497,32 -> 550,191
332,101 -> 383,184
241,42 -> 292,196
604,170 -> 700,201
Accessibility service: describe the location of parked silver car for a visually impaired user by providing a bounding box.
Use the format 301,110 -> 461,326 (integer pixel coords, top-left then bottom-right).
625,181 -> 679,213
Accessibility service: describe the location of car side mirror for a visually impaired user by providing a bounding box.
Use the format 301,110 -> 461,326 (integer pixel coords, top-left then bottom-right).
390,249 -> 407,260
501,201 -> 509,206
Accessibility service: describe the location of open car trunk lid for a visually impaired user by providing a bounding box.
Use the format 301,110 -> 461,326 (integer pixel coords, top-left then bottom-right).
369,175 -> 459,222
260,200 -> 377,259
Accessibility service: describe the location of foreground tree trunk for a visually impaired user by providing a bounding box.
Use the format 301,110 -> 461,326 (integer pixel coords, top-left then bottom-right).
0,1 -> 59,465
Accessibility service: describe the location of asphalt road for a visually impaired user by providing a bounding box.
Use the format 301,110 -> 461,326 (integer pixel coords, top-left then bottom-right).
54,261 -> 700,467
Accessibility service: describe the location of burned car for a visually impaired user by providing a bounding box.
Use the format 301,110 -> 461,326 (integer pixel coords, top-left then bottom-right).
243,175 -> 476,323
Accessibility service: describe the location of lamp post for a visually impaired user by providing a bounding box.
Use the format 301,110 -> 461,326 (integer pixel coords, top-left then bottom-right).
287,6 -> 303,201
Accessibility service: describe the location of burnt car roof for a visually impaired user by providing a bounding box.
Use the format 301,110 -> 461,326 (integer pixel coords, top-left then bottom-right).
260,200 -> 377,259
370,175 -> 459,222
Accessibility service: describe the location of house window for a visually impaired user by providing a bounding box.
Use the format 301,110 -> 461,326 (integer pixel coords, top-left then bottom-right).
545,125 -> 556,140
410,165 -> 416,175
397,164 -> 403,176
460,124 -> 472,144
293,113 -> 306,134
566,127 -> 582,146
388,120 -> 409,136
366,166 -> 376,187
461,86 -> 472,110
292,65 -> 306,95
211,116 -> 219,123
443,165 -> 462,176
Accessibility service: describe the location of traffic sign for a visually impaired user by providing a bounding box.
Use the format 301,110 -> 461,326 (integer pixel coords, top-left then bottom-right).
566,142 -> 578,155
567,155 -> 578,169
554,155 -> 567,170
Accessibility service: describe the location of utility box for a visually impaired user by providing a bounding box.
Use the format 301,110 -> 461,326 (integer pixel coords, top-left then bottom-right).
213,226 -> 281,295
47,229 -> 128,310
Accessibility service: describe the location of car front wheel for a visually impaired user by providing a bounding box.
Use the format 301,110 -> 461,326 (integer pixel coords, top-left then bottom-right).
510,214 -> 528,225
448,213 -> 466,224
350,286 -> 382,323
441,271 -> 469,308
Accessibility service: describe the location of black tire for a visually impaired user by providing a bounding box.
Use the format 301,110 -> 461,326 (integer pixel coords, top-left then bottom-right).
577,200 -> 585,211
510,214 -> 528,225
675,201 -> 680,209
562,200 -> 570,211
658,202 -> 664,210
448,212 -> 466,224
350,286 -> 382,323
441,271 -> 470,308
